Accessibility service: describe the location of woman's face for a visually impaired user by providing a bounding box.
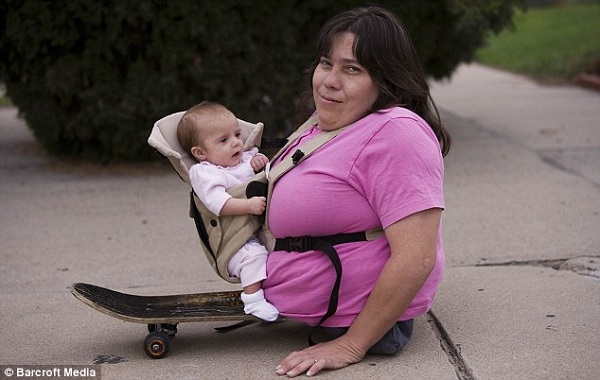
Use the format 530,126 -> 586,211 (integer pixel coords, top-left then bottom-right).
312,32 -> 379,131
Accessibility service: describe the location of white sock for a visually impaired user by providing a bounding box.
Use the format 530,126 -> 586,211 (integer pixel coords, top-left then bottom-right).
241,289 -> 279,322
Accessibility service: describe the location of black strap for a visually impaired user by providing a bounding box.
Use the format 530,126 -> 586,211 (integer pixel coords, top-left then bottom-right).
260,136 -> 288,149
312,239 -> 343,328
274,232 -> 369,344
274,231 -> 368,252
214,319 -> 256,333
189,191 -> 218,270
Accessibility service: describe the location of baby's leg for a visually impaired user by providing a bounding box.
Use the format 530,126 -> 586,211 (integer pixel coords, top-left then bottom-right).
227,238 -> 279,321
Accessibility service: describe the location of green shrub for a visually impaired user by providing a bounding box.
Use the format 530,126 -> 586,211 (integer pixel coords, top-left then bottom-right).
0,0 -> 523,162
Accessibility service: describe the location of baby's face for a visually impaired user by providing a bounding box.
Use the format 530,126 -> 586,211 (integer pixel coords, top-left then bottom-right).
196,116 -> 244,167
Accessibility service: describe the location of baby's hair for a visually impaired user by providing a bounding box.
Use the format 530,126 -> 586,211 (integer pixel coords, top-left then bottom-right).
177,101 -> 234,155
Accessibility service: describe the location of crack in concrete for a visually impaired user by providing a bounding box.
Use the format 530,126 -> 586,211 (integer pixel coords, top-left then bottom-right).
425,311 -> 476,380
476,258 -> 567,269
474,256 -> 600,279
427,255 -> 599,379
537,148 -> 600,189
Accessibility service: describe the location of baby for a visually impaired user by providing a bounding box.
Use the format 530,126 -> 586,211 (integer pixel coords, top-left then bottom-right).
177,101 -> 278,321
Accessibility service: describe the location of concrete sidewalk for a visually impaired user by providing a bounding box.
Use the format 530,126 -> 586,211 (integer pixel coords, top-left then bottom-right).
430,64 -> 600,379
1,64 -> 599,379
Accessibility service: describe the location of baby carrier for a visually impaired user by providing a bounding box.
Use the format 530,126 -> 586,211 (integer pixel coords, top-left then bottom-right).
148,112 -> 383,326
148,111 -> 269,283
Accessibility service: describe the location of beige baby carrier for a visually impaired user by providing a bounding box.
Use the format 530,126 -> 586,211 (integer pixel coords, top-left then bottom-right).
148,111 -> 268,283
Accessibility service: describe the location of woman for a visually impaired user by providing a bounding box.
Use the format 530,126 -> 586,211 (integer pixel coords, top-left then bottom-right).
263,6 -> 451,377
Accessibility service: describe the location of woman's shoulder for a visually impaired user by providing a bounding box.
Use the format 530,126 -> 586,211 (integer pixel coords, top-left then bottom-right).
346,107 -> 441,159
344,107 -> 430,141
368,107 -> 426,126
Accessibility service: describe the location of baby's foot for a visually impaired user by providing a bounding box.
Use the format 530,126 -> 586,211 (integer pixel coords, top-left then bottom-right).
241,289 -> 279,322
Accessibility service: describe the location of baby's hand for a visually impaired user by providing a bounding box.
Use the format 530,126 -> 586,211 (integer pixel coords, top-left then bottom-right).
247,196 -> 267,215
250,153 -> 269,172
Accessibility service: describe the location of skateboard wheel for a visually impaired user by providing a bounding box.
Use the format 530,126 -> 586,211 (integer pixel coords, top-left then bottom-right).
143,332 -> 170,359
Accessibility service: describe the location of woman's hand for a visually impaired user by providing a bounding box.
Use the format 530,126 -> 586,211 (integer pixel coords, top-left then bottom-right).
275,335 -> 366,377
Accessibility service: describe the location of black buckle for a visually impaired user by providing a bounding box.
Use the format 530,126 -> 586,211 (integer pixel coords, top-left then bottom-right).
291,149 -> 305,165
288,236 -> 313,252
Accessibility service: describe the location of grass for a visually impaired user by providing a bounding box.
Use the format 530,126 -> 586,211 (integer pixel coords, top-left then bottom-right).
475,3 -> 600,82
0,96 -> 13,107
0,83 -> 12,106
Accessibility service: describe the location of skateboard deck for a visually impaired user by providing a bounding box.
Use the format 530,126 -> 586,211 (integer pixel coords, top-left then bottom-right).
71,282 -> 253,323
71,283 -> 257,358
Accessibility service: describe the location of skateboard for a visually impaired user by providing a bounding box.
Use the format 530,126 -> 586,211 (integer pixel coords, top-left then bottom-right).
70,282 -> 257,359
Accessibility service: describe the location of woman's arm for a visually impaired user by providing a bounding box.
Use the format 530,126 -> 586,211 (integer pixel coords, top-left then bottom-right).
276,207 -> 441,377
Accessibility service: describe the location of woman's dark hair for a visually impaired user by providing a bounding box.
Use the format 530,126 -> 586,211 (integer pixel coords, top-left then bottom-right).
309,6 -> 451,156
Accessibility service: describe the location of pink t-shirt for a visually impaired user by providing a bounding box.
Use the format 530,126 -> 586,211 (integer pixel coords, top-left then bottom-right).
263,108 -> 445,327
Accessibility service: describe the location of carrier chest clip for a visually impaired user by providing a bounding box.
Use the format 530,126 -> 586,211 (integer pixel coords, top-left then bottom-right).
291,149 -> 305,165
